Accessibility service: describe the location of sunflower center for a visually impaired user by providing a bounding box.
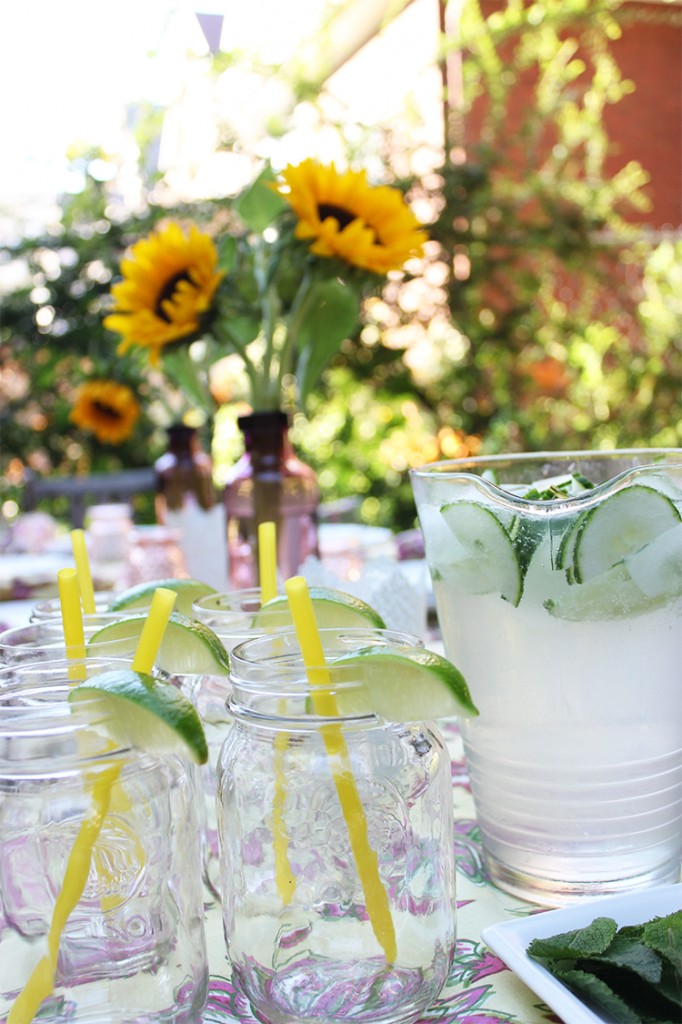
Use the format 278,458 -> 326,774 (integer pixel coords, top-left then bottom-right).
92,401 -> 122,423
155,271 -> 192,321
317,204 -> 358,231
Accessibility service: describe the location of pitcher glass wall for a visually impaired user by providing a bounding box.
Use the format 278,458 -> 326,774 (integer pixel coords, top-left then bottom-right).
411,449 -> 682,905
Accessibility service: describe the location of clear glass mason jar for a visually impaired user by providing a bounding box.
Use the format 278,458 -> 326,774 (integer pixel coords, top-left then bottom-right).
0,659 -> 208,1024
189,599 -> 425,899
0,620 -> 139,664
217,629 -> 456,1024
31,592 -> 124,624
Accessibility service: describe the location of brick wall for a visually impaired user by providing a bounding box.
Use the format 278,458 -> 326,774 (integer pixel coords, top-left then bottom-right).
472,0 -> 681,230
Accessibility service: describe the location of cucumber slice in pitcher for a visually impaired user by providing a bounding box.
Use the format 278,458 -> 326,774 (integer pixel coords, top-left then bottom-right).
571,484 -> 681,583
625,522 -> 682,599
544,563 -> 665,621
440,501 -> 523,605
546,526 -> 682,621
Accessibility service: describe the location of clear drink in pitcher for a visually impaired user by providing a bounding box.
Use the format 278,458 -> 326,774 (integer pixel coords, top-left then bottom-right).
412,449 -> 682,905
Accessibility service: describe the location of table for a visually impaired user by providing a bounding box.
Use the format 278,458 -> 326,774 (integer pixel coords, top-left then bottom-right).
198,719 -> 556,1024
0,599 -> 557,1022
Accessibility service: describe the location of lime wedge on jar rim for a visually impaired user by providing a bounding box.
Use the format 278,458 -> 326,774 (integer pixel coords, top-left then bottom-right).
331,646 -> 478,722
68,669 -> 209,764
87,612 -> 230,675
252,587 -> 387,630
108,578 -> 216,616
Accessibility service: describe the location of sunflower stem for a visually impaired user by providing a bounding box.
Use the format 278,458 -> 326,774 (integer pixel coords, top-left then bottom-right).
275,271 -> 315,401
254,236 -> 282,407
211,316 -> 266,407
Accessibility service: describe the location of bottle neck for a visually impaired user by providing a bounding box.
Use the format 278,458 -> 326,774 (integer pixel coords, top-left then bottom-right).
238,411 -> 290,459
166,424 -> 199,458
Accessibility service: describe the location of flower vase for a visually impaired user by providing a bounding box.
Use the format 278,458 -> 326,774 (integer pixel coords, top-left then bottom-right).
223,411 -> 320,589
154,423 -> 228,590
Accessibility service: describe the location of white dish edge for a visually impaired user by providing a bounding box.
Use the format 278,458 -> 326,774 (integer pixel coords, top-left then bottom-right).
481,882 -> 681,1024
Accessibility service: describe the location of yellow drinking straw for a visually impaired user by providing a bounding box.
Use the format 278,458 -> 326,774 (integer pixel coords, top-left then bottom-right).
131,587 -> 177,673
7,587 -> 177,1024
58,568 -> 86,680
258,521 -> 278,605
284,575 -> 397,964
258,521 -> 297,902
70,528 -> 96,615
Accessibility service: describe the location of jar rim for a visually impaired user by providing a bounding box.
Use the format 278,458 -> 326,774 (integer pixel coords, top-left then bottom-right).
228,628 -> 423,723
410,449 -> 682,513
0,658 -> 136,753
410,448 -> 682,479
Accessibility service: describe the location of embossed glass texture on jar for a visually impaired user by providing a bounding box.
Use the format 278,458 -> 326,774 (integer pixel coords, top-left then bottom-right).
0,659 -> 208,1024
217,629 -> 456,1024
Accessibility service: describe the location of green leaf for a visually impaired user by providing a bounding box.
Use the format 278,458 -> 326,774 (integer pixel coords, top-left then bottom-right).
226,315 -> 261,348
217,234 -> 237,273
296,279 -> 359,406
528,916 -> 618,960
236,166 -> 288,233
552,967 -> 642,1023
644,912 -> 682,970
588,933 -> 662,985
528,912 -> 682,1023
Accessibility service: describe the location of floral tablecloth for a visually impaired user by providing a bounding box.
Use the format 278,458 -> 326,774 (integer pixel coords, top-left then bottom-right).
198,720 -> 559,1024
0,599 -> 559,1023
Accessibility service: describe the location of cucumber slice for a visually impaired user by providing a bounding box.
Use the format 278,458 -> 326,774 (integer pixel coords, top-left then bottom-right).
554,511 -> 586,574
572,485 -> 682,583
440,501 -> 522,605
625,522 -> 682,599
544,563 -> 672,621
509,515 -> 545,578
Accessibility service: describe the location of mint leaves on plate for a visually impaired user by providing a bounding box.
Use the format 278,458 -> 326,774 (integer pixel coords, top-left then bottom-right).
527,911 -> 681,1023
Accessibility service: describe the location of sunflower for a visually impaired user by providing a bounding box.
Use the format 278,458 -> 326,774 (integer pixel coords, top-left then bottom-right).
104,222 -> 223,364
275,159 -> 428,275
70,380 -> 141,445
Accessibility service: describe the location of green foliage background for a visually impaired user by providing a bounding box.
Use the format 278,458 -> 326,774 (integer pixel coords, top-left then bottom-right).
1,0 -> 680,533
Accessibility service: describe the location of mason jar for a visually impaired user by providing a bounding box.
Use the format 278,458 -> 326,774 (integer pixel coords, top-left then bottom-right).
0,620 -> 140,664
191,592 -> 426,900
0,659 -> 208,1024
217,628 -> 456,1024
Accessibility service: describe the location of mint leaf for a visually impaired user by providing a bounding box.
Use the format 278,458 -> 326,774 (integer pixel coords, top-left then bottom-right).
644,911 -> 682,970
589,932 -> 662,984
552,967 -> 641,1022
528,916 -> 618,960
527,910 -> 682,1024
587,965 -> 682,1023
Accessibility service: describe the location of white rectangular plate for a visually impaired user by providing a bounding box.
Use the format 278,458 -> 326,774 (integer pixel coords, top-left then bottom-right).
481,883 -> 681,1024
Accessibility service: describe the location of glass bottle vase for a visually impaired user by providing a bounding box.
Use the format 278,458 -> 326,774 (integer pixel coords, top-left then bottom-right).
223,411 -> 320,589
154,423 -> 227,590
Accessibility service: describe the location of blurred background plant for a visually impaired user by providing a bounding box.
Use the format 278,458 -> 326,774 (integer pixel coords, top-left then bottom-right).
1,0 -> 680,533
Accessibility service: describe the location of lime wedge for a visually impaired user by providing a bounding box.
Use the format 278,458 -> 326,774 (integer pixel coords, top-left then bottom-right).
68,669 -> 209,764
87,612 -> 230,675
331,646 -> 478,722
108,578 -> 216,616
252,587 -> 386,631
